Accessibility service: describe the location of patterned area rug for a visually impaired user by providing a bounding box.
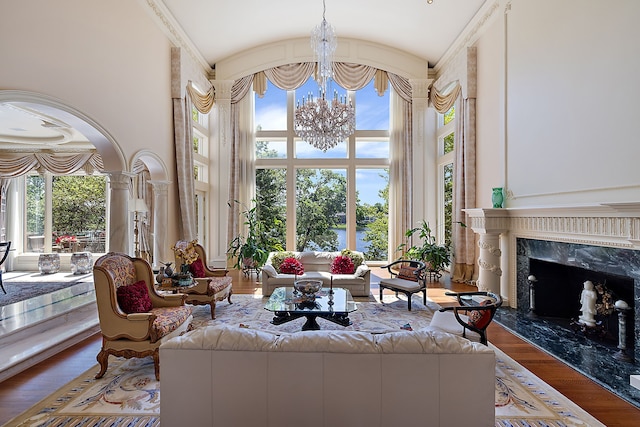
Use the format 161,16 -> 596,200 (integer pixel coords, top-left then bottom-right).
6,294 -> 605,426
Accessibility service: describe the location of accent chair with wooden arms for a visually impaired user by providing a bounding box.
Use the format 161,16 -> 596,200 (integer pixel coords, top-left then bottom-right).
93,252 -> 193,380
378,260 -> 427,311
429,291 -> 503,345
173,240 -> 233,319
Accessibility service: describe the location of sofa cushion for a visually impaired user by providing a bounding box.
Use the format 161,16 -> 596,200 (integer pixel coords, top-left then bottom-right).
262,264 -> 278,277
116,280 -> 153,313
149,305 -> 193,343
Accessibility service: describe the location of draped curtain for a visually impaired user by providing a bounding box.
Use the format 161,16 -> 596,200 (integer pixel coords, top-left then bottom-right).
228,62 -> 413,255
430,82 -> 476,282
174,80 -> 215,241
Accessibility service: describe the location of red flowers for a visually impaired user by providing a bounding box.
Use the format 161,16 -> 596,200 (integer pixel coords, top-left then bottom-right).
331,255 -> 355,274
279,257 -> 304,275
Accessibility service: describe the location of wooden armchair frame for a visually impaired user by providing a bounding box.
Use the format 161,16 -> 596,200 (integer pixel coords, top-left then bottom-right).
436,291 -> 503,345
379,260 -> 427,311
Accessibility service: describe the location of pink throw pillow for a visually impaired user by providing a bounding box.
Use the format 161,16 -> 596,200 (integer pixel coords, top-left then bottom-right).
116,280 -> 153,313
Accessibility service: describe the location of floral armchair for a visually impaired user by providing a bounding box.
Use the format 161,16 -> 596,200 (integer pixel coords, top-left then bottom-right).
93,252 -> 193,380
173,240 -> 233,319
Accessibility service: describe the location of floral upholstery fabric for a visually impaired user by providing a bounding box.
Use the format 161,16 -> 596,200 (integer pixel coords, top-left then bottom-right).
96,254 -> 137,289
468,299 -> 493,330
396,266 -> 419,282
149,305 -> 192,343
208,276 -> 233,295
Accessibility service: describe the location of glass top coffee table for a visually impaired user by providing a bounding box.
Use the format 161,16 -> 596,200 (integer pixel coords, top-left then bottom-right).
264,287 -> 357,331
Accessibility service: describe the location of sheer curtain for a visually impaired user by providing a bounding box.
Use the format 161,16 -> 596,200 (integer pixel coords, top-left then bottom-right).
228,62 -> 413,258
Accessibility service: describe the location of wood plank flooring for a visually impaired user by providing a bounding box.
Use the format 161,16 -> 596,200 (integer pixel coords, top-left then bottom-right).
1,269 -> 639,425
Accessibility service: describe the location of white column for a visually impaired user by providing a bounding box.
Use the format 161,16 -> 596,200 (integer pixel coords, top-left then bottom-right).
107,171 -> 134,254
463,208 -> 509,297
148,180 -> 170,268
209,80 -> 233,268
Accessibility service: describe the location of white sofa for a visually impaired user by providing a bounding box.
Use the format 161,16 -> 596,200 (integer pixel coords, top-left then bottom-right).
261,251 -> 371,297
160,325 -> 496,427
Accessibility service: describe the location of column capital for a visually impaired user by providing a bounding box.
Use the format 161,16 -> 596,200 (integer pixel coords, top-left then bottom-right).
409,78 -> 433,99
210,80 -> 234,101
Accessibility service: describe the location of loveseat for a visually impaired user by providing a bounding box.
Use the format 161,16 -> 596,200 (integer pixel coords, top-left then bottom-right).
160,325 -> 496,427
261,251 -> 371,297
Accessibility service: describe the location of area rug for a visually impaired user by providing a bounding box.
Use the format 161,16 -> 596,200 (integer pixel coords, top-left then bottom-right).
6,294 -> 605,427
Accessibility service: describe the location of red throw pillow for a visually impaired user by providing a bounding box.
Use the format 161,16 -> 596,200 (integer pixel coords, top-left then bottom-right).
468,299 -> 493,330
331,255 -> 355,274
189,258 -> 206,278
396,266 -> 418,281
279,257 -> 304,275
116,280 -> 153,313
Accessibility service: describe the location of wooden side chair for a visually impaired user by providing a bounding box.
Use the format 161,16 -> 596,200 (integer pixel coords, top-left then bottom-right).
173,240 -> 233,319
378,260 -> 427,311
93,252 -> 193,380
429,291 -> 503,345
0,241 -> 11,294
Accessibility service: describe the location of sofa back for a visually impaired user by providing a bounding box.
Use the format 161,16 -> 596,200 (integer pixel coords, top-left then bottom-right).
160,326 -> 496,427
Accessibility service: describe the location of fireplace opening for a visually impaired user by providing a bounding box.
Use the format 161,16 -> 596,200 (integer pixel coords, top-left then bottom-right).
529,258 -> 635,350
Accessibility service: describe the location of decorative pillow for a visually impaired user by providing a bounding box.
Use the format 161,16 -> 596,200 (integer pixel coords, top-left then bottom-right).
331,255 -> 355,274
271,251 -> 296,272
397,266 -> 419,282
189,258 -> 206,278
116,280 -> 152,313
468,299 -> 494,330
279,257 -> 304,275
340,249 -> 364,269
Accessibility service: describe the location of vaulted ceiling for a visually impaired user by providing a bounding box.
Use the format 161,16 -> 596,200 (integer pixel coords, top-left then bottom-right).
0,0 -> 486,149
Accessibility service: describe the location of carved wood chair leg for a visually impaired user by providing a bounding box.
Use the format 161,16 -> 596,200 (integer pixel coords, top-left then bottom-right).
380,286 -> 384,302
227,290 -> 233,304
407,292 -> 412,311
95,349 -> 109,379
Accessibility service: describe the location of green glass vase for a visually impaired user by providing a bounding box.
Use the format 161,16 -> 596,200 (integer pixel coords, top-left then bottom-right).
492,187 -> 504,208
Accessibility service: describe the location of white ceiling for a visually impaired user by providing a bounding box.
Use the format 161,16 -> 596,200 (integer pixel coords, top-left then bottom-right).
164,0 -> 486,68
0,0 -> 486,148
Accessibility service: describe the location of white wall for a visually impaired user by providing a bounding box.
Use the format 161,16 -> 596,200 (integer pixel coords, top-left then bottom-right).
0,0 -> 184,250
501,0 -> 640,207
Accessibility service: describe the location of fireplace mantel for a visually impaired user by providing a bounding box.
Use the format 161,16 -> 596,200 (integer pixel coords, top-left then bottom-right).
463,204 -> 640,307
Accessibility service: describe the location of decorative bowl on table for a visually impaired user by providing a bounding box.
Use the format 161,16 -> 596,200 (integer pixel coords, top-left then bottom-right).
294,279 -> 323,300
172,273 -> 193,287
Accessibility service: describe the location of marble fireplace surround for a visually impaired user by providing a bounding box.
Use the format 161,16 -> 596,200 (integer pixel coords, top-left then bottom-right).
464,204 -> 640,406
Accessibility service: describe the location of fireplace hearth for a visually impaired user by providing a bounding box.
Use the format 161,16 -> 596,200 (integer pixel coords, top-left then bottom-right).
494,237 -> 640,408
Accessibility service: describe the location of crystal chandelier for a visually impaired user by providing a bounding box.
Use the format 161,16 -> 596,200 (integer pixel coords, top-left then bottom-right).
294,0 -> 355,152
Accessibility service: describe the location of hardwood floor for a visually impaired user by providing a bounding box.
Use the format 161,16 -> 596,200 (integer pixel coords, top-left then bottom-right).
1,269 -> 639,425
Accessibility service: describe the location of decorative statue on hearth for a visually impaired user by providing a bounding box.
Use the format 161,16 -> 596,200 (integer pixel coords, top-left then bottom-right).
578,280 -> 597,327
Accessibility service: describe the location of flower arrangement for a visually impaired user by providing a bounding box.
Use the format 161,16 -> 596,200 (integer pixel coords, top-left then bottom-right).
55,235 -> 77,245
279,257 -> 304,275
171,240 -> 199,266
331,255 -> 355,274
340,249 -> 363,269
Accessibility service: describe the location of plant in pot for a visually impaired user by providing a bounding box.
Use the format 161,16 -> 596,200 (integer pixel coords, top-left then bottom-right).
396,220 -> 451,278
227,200 -> 282,273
